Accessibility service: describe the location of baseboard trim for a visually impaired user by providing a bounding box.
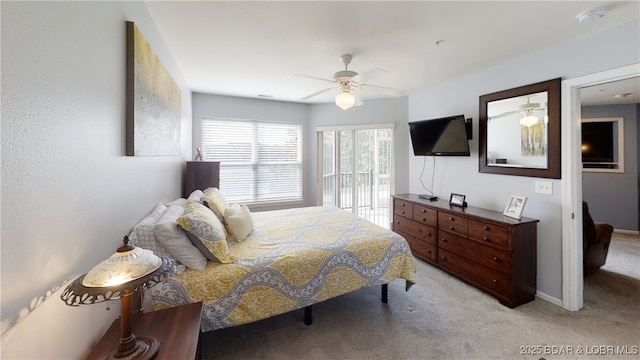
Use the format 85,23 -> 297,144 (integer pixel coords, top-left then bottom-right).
535,290 -> 563,307
614,229 -> 640,236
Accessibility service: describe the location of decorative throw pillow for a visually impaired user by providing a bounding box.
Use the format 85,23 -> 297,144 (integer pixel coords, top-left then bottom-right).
127,203 -> 172,259
154,204 -> 207,271
177,201 -> 234,263
224,203 -> 254,241
202,187 -> 228,216
187,189 -> 204,202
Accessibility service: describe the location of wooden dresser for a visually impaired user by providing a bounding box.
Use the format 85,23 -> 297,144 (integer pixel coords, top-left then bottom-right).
391,193 -> 538,308
184,161 -> 220,197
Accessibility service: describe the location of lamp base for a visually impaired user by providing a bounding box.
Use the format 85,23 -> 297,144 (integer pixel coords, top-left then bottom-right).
99,337 -> 159,360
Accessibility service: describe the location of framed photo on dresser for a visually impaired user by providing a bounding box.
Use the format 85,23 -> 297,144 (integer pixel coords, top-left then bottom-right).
503,195 -> 527,219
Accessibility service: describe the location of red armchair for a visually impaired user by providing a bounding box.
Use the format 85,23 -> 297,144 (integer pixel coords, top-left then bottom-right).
583,201 -> 614,276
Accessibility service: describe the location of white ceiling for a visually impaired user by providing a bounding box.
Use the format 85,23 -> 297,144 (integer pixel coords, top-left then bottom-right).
146,1 -> 640,106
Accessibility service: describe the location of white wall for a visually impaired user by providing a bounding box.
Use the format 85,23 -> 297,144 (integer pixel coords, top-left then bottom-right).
407,19 -> 640,300
1,2 -> 191,358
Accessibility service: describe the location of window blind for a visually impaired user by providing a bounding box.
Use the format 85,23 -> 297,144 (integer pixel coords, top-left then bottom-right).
201,117 -> 302,203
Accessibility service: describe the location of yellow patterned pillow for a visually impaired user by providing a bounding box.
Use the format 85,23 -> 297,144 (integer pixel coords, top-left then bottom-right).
177,201 -> 234,263
202,187 -> 228,215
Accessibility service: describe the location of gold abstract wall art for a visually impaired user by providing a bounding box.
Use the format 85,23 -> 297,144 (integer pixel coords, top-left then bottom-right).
126,21 -> 181,156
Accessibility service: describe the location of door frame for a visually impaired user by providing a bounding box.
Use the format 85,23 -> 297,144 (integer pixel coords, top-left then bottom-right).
561,63 -> 639,311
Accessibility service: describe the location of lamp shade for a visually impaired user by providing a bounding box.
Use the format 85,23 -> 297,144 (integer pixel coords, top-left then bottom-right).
335,91 -> 355,110
82,245 -> 161,288
61,237 -> 175,306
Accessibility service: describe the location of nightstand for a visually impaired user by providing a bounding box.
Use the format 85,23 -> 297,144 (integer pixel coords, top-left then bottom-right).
87,302 -> 203,360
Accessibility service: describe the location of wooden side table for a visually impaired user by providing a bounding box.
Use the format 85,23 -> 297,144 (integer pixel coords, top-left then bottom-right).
87,302 -> 203,360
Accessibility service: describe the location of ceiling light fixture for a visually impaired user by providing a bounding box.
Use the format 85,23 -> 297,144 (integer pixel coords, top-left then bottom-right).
335,84 -> 355,110
613,93 -> 632,98
520,113 -> 539,127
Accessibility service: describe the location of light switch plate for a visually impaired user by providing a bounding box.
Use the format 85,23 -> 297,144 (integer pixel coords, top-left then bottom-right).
535,181 -> 553,195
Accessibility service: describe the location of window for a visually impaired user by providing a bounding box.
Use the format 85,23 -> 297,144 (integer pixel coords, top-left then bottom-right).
317,124 -> 395,228
201,117 -> 302,203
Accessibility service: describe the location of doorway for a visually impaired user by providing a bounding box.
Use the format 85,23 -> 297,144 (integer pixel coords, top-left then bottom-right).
318,125 -> 395,228
561,63 -> 639,311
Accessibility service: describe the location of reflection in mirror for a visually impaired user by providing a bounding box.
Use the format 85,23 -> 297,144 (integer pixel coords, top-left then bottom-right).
486,91 -> 548,169
479,78 -> 561,179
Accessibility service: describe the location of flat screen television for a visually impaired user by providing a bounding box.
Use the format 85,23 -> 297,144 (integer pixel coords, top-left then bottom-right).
409,115 -> 470,156
582,122 -> 614,163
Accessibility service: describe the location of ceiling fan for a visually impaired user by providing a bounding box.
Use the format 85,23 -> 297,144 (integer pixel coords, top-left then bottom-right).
488,97 -> 547,127
296,54 -> 402,110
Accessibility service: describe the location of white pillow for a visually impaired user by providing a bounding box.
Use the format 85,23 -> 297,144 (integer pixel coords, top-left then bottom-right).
127,203 -> 172,258
154,205 -> 207,271
224,203 -> 254,241
165,197 -> 187,207
187,189 -> 204,202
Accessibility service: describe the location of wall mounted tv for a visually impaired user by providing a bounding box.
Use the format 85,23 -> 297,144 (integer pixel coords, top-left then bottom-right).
581,121 -> 614,163
409,115 -> 471,156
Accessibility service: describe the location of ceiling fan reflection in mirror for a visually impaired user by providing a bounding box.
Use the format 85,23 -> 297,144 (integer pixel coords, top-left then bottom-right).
296,54 -> 403,110
489,95 -> 547,127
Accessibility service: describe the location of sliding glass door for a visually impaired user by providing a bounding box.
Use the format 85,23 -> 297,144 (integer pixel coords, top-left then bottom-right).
318,125 -> 394,228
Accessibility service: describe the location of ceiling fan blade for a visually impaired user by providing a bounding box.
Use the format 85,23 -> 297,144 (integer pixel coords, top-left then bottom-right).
353,92 -> 364,107
353,68 -> 390,83
359,83 -> 405,97
294,74 -> 335,84
301,86 -> 335,100
488,110 -> 522,120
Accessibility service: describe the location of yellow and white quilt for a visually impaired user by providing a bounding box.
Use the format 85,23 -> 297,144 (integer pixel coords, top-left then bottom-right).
151,206 -> 416,331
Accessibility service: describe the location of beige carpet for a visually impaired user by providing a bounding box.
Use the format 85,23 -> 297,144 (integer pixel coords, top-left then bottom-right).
200,233 -> 639,359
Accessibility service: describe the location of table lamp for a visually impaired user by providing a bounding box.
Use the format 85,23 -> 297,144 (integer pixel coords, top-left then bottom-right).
61,236 -> 175,360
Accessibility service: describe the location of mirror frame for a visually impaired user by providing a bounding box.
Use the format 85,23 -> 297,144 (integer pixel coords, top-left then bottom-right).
479,78 -> 561,179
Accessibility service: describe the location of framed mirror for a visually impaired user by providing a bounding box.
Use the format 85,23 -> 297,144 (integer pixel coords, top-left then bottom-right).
479,78 -> 561,178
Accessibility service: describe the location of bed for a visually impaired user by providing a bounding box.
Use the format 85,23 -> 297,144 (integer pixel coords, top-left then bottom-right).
128,190 -> 416,332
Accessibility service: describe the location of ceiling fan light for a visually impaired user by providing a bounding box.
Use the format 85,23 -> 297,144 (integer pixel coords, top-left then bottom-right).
335,91 -> 355,110
520,114 -> 539,127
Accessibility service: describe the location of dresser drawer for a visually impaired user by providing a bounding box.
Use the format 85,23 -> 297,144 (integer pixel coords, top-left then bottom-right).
438,212 -> 468,237
438,231 -> 509,274
468,220 -> 509,250
438,249 -> 509,297
394,199 -> 413,219
412,205 -> 437,226
393,216 -> 436,245
406,235 -> 437,262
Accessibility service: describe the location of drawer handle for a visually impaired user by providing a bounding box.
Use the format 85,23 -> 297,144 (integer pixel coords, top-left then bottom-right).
493,256 -> 499,262
441,256 -> 447,260
421,209 -> 426,213
492,279 -> 499,284
483,226 -> 489,230
401,210 -> 406,214
483,236 -> 490,241
421,217 -> 426,221
427,232 -> 431,236
441,238 -> 447,242
448,216 -> 454,221
448,226 -> 454,230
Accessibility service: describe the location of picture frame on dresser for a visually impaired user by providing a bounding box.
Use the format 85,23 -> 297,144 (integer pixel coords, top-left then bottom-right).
449,193 -> 466,207
503,195 -> 527,220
